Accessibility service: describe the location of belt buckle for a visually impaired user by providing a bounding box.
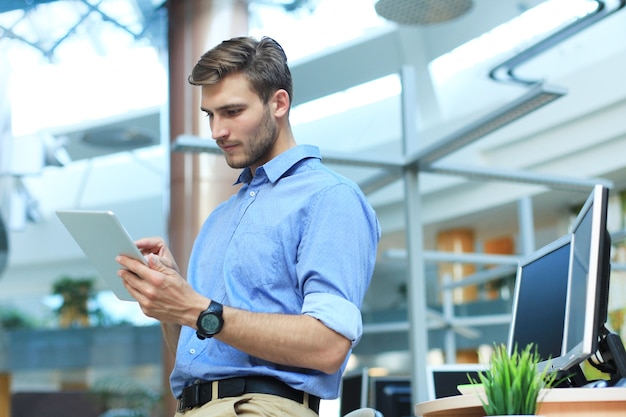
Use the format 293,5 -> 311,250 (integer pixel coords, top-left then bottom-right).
176,396 -> 185,413
178,382 -> 202,412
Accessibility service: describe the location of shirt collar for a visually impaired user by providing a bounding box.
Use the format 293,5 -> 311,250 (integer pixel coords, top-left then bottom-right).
235,145 -> 321,185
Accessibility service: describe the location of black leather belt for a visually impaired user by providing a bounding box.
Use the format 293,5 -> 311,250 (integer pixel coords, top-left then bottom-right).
177,376 -> 320,414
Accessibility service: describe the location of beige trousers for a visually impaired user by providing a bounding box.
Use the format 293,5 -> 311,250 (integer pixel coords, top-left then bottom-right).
174,392 -> 319,417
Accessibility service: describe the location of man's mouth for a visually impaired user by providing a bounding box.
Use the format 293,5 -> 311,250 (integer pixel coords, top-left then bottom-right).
218,142 -> 238,152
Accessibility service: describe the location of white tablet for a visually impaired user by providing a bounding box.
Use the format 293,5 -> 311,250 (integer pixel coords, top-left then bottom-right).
56,210 -> 147,301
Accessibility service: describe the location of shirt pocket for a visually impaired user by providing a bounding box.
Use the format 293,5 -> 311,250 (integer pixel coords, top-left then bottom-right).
225,227 -> 289,290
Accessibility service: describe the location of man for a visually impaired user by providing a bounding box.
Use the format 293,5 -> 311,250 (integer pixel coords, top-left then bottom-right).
116,36 -> 380,417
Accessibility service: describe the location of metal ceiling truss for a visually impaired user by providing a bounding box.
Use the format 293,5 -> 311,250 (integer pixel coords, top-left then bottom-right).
0,0 -> 166,60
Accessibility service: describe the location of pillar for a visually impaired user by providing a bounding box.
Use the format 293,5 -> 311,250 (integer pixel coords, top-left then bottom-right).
437,228 -> 477,304
483,235 -> 515,300
165,1 -> 248,414
0,373 -> 9,417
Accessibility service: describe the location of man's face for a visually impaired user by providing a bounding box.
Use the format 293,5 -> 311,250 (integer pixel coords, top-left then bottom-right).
200,72 -> 279,172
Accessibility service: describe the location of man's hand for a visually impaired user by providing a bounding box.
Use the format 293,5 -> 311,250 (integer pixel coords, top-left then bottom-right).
116,245 -> 208,327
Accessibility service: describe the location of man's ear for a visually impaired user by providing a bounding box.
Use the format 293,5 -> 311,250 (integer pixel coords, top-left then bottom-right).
272,89 -> 290,118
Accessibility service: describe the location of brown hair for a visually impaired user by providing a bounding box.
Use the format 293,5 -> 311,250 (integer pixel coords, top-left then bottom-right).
188,36 -> 293,106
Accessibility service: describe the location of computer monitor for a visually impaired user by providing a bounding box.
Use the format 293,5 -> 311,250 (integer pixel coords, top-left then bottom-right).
340,368 -> 369,416
507,233 -> 572,373
560,185 -> 618,378
426,364 -> 487,400
372,376 -> 412,417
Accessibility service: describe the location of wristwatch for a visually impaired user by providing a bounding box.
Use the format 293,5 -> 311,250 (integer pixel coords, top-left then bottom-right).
196,300 -> 224,340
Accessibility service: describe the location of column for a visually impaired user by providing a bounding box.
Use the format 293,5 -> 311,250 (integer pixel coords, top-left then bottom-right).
437,228 -> 477,304
165,1 -> 248,414
0,373 -> 9,417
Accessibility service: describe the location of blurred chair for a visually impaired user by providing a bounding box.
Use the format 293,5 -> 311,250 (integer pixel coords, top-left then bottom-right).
99,409 -> 143,417
343,407 -> 384,417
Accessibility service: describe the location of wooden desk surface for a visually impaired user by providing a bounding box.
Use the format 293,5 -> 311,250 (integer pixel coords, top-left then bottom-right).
415,387 -> 626,417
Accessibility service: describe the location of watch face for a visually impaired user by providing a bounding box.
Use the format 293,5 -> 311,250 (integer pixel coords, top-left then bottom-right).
196,301 -> 223,339
200,313 -> 221,333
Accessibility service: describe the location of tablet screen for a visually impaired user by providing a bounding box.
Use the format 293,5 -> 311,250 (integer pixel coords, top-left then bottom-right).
56,210 -> 146,301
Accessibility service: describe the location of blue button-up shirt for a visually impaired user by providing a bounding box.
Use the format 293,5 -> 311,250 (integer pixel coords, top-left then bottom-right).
170,145 -> 380,399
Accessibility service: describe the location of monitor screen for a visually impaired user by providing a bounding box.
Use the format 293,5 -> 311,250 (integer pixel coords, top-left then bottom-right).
340,368 -> 369,416
426,364 -> 487,400
507,233 -> 572,372
561,184 -> 611,373
372,377 -> 412,417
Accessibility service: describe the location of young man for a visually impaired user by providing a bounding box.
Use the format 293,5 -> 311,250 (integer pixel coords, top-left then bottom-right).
117,36 -> 380,416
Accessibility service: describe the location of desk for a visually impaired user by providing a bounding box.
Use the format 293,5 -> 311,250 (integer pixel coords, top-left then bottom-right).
415,387 -> 626,417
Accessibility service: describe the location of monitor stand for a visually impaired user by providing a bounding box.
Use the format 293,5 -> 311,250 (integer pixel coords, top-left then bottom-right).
592,330 -> 626,385
555,364 -> 588,388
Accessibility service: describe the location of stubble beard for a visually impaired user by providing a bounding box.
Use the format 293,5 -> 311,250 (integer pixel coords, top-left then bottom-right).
225,106 -> 278,170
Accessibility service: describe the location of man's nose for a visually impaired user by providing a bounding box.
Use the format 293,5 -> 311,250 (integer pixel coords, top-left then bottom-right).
211,118 -> 228,140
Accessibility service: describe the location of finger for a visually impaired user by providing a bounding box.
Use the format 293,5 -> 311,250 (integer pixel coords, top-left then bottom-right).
136,237 -> 168,253
145,253 -> 181,275
146,253 -> 169,271
117,254 -> 149,271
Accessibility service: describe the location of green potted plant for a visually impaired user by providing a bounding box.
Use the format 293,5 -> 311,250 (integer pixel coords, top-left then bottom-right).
0,305 -> 37,330
51,276 -> 95,328
470,343 -> 559,416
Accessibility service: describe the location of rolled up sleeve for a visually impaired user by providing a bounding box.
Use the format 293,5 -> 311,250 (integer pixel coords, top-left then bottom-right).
302,292 -> 363,345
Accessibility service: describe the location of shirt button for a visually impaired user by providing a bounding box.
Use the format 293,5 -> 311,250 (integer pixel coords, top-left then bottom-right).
249,191 -> 256,197
189,349 -> 196,354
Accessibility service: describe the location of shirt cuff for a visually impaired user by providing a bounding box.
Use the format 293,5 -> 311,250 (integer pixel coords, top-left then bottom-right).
301,292 -> 363,346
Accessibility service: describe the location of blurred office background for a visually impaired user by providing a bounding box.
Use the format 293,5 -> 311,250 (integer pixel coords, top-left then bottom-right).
1,0 -> 626,416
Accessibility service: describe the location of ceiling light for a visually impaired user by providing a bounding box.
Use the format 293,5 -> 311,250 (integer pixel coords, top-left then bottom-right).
82,127 -> 156,148
410,83 -> 566,166
375,0 -> 473,25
